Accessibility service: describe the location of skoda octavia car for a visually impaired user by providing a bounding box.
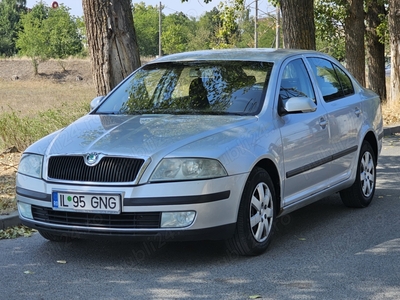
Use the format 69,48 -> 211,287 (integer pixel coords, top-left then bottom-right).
17,49 -> 383,255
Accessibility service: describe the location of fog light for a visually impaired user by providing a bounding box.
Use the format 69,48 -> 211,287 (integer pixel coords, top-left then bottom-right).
161,211 -> 196,228
18,202 -> 33,219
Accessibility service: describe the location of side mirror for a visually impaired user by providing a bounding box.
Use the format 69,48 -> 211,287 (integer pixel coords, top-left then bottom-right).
90,96 -> 105,111
280,97 -> 317,115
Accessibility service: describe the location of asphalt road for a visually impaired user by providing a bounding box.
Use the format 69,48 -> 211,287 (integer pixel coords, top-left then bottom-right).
1,135 -> 399,300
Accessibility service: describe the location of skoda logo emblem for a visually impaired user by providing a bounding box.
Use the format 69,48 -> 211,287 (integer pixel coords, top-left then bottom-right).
85,152 -> 99,166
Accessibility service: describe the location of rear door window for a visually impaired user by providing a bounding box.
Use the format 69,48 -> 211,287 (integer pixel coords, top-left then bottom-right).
307,58 -> 354,102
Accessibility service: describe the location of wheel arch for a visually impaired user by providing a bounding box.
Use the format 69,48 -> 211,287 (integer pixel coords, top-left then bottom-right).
363,131 -> 378,163
254,159 -> 281,214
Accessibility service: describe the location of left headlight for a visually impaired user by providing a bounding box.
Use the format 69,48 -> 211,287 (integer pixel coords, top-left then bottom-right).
17,153 -> 43,178
150,158 -> 227,182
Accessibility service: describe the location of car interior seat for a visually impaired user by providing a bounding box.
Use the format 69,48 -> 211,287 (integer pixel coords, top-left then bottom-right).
189,77 -> 209,109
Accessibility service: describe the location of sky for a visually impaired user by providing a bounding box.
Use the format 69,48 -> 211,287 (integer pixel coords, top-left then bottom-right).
25,0 -> 274,18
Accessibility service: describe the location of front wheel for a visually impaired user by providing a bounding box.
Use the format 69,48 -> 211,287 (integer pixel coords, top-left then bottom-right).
340,141 -> 376,208
226,167 -> 276,256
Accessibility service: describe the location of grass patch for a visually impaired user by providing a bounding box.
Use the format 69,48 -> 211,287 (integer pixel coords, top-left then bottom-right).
0,102 -> 90,152
0,101 -> 90,215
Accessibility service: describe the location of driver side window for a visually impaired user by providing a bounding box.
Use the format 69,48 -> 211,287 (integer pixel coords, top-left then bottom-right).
280,59 -> 315,103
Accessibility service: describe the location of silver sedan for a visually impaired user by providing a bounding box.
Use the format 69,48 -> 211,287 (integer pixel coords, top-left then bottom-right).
17,49 -> 383,255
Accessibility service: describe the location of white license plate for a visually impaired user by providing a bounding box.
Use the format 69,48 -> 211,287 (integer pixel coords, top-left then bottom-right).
52,191 -> 121,214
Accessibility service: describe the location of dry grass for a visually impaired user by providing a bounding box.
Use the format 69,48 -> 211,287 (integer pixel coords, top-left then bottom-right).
0,58 -> 95,115
0,80 -> 95,116
382,100 -> 400,126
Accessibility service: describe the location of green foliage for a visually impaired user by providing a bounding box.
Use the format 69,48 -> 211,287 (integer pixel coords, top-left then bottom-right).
257,17 -> 278,48
16,1 -> 83,74
213,0 -> 245,48
376,12 -> 388,45
314,0 -> 347,60
133,2 -> 160,56
0,102 -> 89,152
0,0 -> 27,56
235,9 -> 255,48
16,2 -> 50,73
45,5 -> 83,60
75,16 -> 88,57
187,8 -> 221,51
133,1 -> 275,53
162,12 -> 196,54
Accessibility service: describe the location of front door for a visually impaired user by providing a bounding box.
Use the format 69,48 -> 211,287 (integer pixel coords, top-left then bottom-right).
277,58 -> 332,206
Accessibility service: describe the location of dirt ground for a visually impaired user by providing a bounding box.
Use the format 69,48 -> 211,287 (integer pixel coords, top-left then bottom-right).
0,58 -> 93,83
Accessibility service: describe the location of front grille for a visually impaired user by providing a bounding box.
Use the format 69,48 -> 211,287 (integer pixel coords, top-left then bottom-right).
47,156 -> 144,182
32,206 -> 161,229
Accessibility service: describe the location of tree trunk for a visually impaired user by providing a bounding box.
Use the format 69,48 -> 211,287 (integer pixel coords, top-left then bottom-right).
279,0 -> 315,50
82,0 -> 141,96
388,0 -> 400,104
345,0 -> 365,87
365,1 -> 387,102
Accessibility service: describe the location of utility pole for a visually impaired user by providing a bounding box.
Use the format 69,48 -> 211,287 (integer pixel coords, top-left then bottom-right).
254,0 -> 258,48
159,1 -> 162,57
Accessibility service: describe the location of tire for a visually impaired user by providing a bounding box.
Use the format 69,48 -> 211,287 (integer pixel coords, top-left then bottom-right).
38,230 -> 73,242
340,141 -> 376,208
226,167 -> 276,256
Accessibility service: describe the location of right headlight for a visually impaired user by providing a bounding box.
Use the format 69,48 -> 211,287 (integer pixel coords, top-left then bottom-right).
17,153 -> 43,178
150,158 -> 227,182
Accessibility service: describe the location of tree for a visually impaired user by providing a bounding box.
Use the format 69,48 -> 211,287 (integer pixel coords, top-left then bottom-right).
213,0 -> 244,48
388,0 -> 400,104
315,0 -> 346,60
16,2 -> 83,74
236,8 -> 256,48
278,0 -> 316,49
82,0 -> 141,96
365,0 -> 387,101
75,16 -> 88,56
187,8 -> 220,50
0,0 -> 26,56
257,16 -> 278,48
162,12 -> 195,54
315,0 -> 386,97
16,2 -> 50,74
133,2 -> 159,57
345,0 -> 365,87
45,5 -> 83,69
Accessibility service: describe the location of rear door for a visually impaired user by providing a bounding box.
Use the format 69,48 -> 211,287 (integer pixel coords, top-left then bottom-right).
306,57 -> 362,184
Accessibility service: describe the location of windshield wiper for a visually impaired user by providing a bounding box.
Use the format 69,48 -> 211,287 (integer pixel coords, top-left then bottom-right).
95,111 -> 118,115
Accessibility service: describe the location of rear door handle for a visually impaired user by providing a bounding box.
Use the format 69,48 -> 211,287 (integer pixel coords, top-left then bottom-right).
354,107 -> 361,117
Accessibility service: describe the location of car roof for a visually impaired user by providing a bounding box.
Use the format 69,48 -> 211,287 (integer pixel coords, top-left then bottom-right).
149,48 -> 325,65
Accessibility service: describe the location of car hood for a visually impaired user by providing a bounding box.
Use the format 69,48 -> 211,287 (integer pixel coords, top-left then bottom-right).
34,114 -> 256,158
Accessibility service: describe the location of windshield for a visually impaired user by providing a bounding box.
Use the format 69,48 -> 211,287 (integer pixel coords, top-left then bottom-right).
95,61 -> 273,116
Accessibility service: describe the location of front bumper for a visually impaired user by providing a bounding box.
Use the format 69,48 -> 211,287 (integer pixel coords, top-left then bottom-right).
16,173 -> 248,241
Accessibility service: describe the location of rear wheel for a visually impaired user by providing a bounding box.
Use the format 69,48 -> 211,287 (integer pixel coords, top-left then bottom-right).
227,167 -> 276,256
340,141 -> 376,208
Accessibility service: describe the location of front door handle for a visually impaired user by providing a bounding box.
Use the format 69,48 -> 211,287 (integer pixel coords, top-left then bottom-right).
319,117 -> 327,128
